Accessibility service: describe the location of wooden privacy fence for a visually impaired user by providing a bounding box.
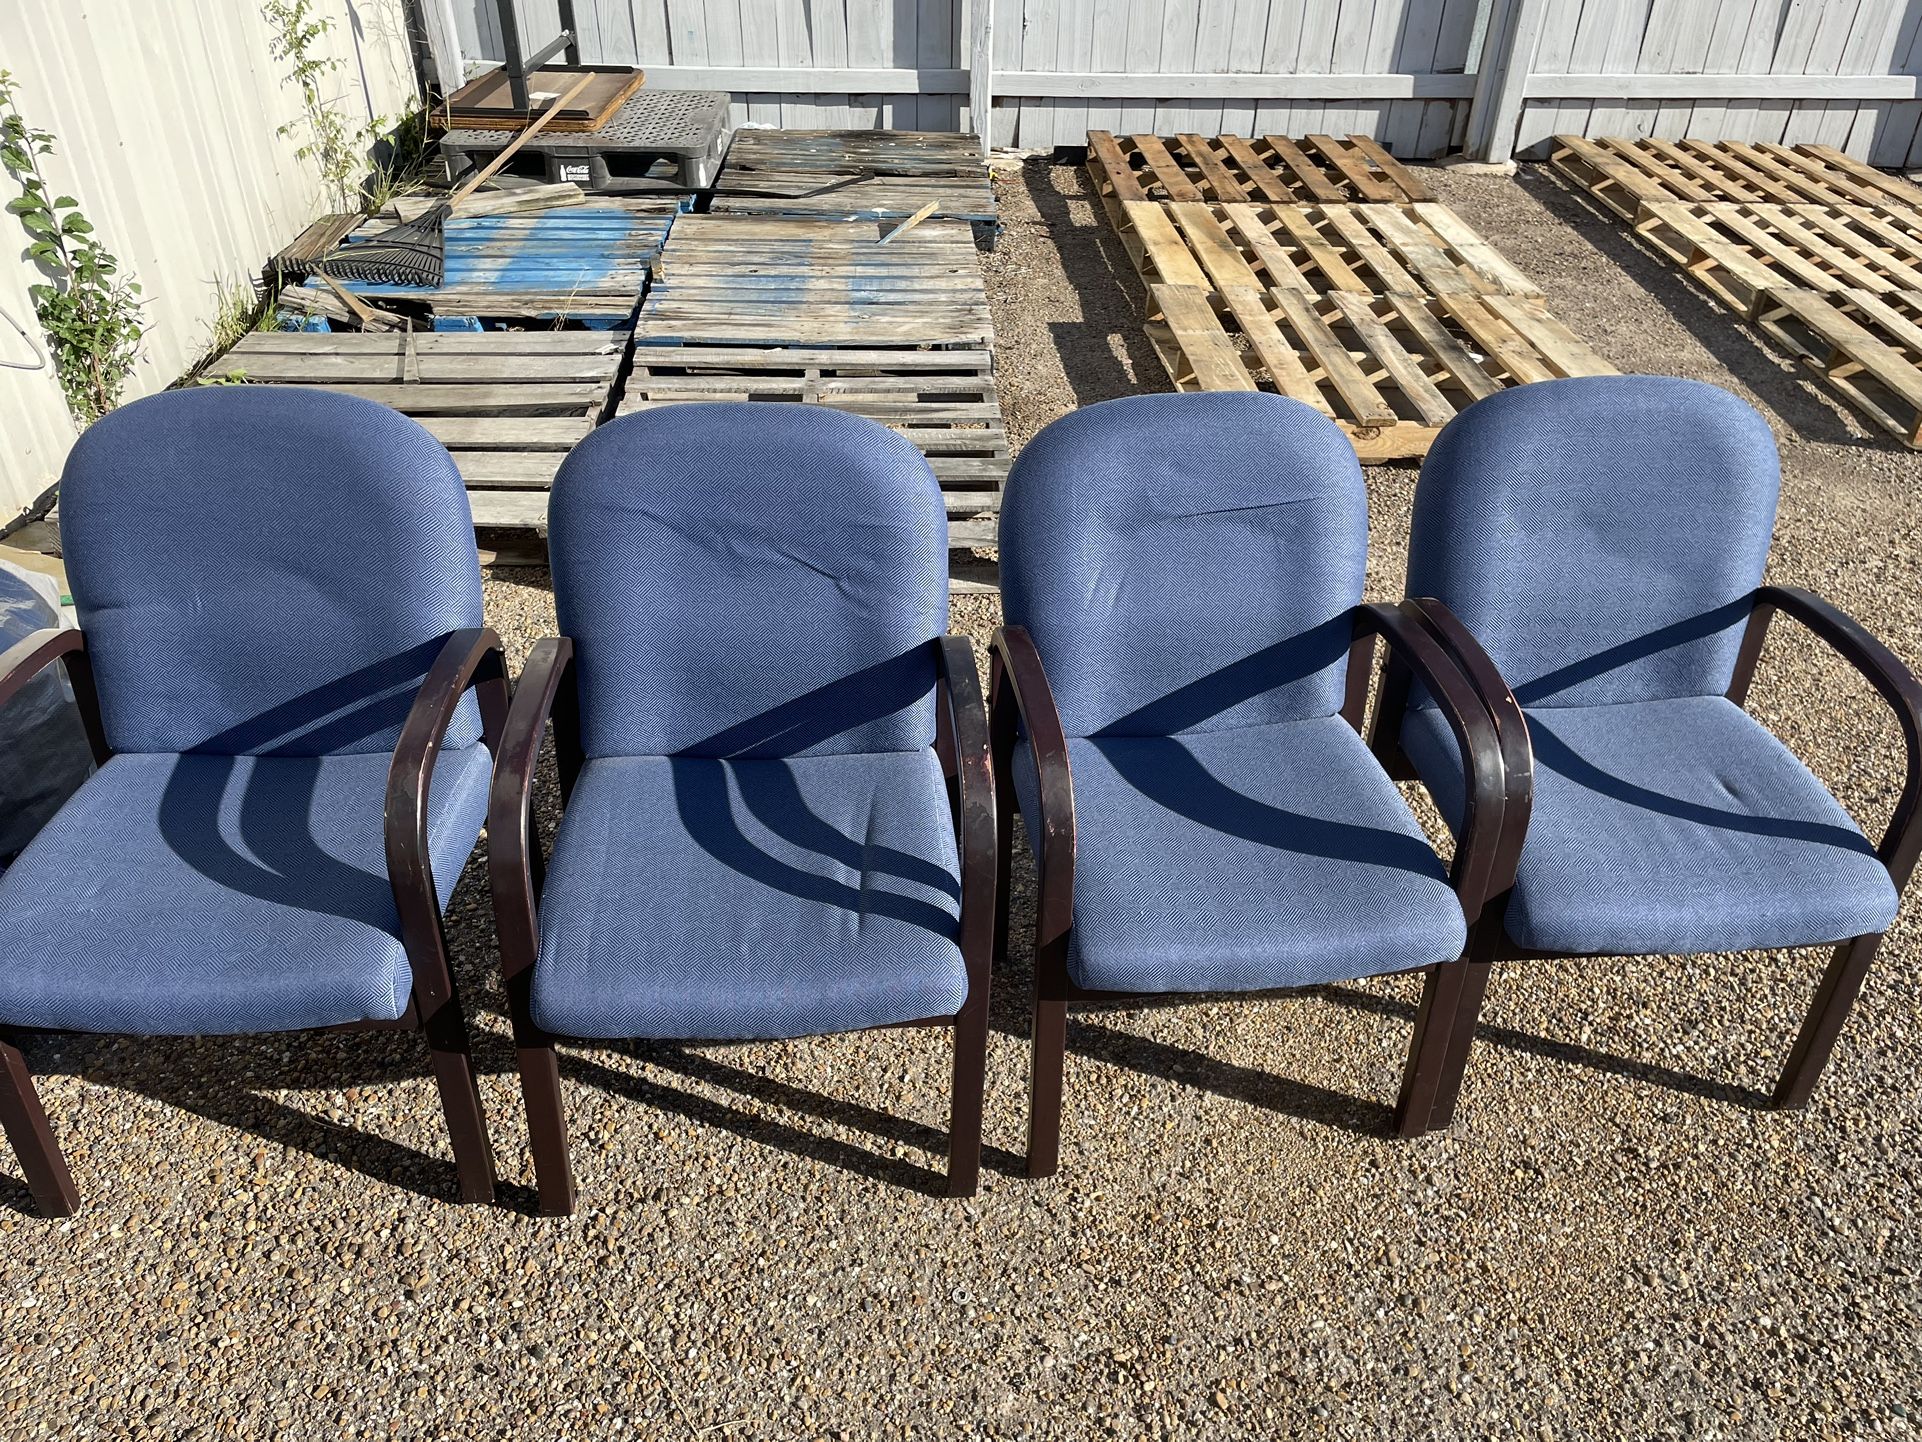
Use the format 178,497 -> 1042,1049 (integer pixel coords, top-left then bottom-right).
451,0 -> 1922,164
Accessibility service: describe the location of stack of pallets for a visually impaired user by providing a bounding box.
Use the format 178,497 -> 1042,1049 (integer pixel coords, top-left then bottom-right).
210,330 -> 624,526
712,129 -> 998,245
1088,130 -> 1614,460
277,201 -> 675,326
1552,136 -> 1922,447
625,210 -> 1007,553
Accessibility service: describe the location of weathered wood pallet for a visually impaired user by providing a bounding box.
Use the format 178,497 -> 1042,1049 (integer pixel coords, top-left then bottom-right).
615,346 -> 1008,519
1141,282 -> 1614,460
277,203 -> 674,323
1549,135 -> 1922,220
1111,199 -> 1544,302
1753,286 -> 1922,447
216,330 -> 623,501
634,215 -> 993,348
1088,130 -> 1434,207
713,129 -> 995,226
1631,200 -> 1922,317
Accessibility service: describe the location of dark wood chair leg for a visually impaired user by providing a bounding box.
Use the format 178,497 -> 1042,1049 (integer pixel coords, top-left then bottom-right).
0,1036 -> 80,1217
1775,932 -> 1884,1110
1427,958 -> 1493,1132
515,1041 -> 577,1216
946,1003 -> 988,1198
1027,996 -> 1068,1179
1394,962 -> 1466,1138
420,1001 -> 497,1205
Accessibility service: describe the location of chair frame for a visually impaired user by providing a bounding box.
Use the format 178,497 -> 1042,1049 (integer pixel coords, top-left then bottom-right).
991,599 -> 1524,1179
0,624 -> 508,1216
1375,584 -> 1922,1132
489,634 -> 995,1217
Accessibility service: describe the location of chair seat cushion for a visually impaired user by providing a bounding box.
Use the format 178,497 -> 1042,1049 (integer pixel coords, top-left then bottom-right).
1010,717 -> 1466,994
0,747 -> 491,1035
1402,695 -> 1899,955
530,749 -> 966,1040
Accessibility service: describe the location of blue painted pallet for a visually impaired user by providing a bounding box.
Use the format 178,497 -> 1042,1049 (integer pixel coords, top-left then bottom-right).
285,204 -> 674,322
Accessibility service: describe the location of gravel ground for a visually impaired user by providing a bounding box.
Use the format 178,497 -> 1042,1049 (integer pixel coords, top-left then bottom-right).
6,158 -> 1922,1439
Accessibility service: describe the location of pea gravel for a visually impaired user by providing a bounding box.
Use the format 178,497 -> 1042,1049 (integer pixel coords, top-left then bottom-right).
5,159 -> 1922,1440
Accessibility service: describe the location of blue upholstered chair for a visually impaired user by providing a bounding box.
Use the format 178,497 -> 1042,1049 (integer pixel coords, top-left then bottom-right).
991,393 -> 1520,1177
1375,375 -> 1921,1132
0,387 -> 507,1216
489,402 -> 993,1216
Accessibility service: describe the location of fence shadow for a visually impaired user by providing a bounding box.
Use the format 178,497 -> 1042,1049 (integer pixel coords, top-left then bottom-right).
1017,153 -> 1167,410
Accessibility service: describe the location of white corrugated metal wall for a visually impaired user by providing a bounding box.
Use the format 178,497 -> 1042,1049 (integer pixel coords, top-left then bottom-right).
0,0 -> 420,516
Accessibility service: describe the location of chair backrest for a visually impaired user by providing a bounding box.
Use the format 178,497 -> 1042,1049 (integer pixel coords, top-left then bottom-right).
998,393 -> 1369,739
1407,376 -> 1780,709
547,403 -> 948,759
59,386 -> 484,756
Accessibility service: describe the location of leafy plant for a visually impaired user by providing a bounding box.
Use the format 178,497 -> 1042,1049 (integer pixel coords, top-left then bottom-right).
0,69 -> 144,425
264,0 -> 382,210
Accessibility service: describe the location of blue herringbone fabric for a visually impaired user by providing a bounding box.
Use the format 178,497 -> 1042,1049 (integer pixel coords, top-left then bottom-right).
0,746 -> 492,1034
548,403 -> 948,759
998,393 -> 1368,738
535,403 -> 964,1040
1403,697 -> 1896,954
998,394 -> 1465,994
59,386 -> 484,756
531,749 -> 966,1039
1011,717 -> 1465,992
1406,376 -> 1779,709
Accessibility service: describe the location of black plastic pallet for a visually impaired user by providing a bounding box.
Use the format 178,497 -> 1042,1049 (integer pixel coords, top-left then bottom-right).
441,89 -> 730,195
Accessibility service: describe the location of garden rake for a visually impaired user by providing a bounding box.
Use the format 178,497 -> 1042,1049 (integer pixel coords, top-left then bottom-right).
317,72 -> 594,288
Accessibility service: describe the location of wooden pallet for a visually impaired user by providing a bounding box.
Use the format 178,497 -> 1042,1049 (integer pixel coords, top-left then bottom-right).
278,203 -> 674,323
1754,287 -> 1922,446
1141,282 -> 1613,459
616,346 -> 1008,521
713,129 -> 995,226
1550,135 -> 1922,221
1632,200 -> 1922,317
634,215 -> 993,348
1111,199 -> 1544,302
1088,130 -> 1433,207
437,65 -> 647,133
215,330 -> 623,511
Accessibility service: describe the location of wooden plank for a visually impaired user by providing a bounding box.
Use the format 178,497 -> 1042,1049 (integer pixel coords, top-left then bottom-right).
1325,291 -> 1456,427
1167,202 -> 1266,291
1215,134 -> 1299,204
1380,293 -> 1503,402
1269,286 -> 1397,424
1408,202 -> 1544,296
1215,285 -> 1333,414
1217,204 -> 1317,293
1147,284 -> 1255,391
1131,134 -> 1205,202
1263,135 -> 1347,203
1303,134 -> 1399,202
1122,201 -> 1211,287
1174,133 -> 1253,202
1479,294 -> 1616,376
1344,135 -> 1435,201
1795,143 -> 1922,207
1087,129 -> 1148,201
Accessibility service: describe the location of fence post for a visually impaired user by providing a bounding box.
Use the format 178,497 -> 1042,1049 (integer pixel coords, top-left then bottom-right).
1463,0 -> 1548,162
969,0 -> 993,152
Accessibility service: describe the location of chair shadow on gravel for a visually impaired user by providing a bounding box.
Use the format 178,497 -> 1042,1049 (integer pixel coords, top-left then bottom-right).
1518,165 -> 1865,451
34,1026 -> 530,1208
566,1042 -> 1026,1194
1315,982 -> 1771,1109
1020,156 -> 1165,409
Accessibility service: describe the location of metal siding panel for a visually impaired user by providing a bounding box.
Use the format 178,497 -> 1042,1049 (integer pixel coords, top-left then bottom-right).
0,0 -> 417,513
